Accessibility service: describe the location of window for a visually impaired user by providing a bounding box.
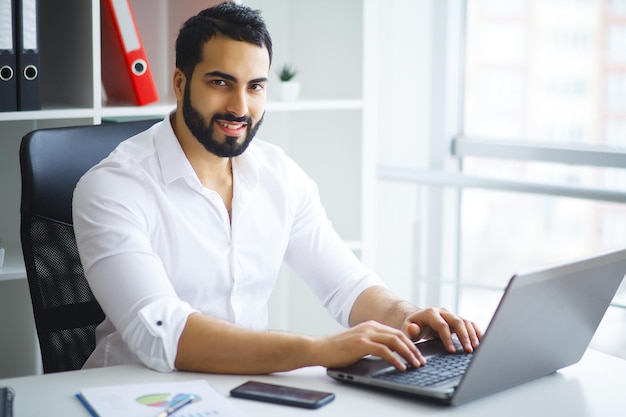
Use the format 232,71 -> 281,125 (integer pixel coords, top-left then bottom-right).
460,0 -> 626,358
375,0 -> 626,360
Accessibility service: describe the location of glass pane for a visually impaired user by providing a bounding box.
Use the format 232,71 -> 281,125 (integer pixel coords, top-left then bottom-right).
375,181 -> 461,308
460,188 -> 626,305
464,0 -> 626,148
375,181 -> 422,297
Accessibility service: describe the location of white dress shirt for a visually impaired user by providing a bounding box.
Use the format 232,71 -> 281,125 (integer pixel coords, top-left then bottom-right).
72,117 -> 385,372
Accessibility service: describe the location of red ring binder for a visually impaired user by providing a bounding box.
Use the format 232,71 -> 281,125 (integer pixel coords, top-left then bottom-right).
101,0 -> 159,106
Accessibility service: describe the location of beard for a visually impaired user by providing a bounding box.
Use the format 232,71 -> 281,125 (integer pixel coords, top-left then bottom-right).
182,82 -> 264,158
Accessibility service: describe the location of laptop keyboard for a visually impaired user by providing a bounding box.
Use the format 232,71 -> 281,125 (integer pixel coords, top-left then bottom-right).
374,352 -> 473,387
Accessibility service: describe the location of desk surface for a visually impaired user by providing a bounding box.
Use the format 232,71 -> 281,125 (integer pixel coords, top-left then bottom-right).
0,349 -> 623,417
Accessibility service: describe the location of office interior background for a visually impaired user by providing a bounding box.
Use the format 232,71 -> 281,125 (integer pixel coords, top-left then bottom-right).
265,0 -> 626,362
0,0 -> 624,377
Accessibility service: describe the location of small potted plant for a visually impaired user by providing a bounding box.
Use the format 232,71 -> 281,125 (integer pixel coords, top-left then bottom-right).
277,63 -> 300,101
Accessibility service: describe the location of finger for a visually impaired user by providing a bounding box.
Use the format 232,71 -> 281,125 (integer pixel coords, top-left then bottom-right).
474,321 -> 484,340
368,343 -> 409,370
444,317 -> 476,353
373,326 -> 426,369
438,325 -> 456,353
470,321 -> 483,345
396,337 -> 426,368
452,320 -> 474,352
405,322 -> 422,341
382,330 -> 425,369
424,310 -> 456,352
444,316 -> 481,352
462,325 -> 477,352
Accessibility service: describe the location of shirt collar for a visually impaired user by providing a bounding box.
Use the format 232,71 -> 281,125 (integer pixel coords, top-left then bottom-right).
155,115 -> 261,192
155,115 -> 199,187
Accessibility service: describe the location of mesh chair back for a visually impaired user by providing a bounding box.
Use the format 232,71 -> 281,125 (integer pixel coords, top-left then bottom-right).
20,120 -> 159,373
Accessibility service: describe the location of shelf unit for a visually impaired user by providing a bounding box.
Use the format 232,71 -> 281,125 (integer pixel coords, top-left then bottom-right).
0,0 -> 377,375
1,0 -> 375,278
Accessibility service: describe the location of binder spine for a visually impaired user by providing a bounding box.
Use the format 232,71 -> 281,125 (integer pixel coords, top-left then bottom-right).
101,0 -> 159,106
15,0 -> 40,111
0,0 -> 17,112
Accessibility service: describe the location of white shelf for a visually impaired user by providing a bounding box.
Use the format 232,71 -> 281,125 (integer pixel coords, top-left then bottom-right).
0,99 -> 363,123
0,243 -> 26,282
266,99 -> 363,112
0,108 -> 98,122
100,102 -> 177,119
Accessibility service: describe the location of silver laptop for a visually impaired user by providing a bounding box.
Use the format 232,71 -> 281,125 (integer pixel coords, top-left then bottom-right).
327,247 -> 626,406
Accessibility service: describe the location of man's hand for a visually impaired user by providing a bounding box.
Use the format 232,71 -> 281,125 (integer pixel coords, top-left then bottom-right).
401,307 -> 482,353
313,321 -> 426,370
349,286 -> 483,361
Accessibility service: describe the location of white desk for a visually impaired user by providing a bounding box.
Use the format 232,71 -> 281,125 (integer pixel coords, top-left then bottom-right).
0,349 -> 624,416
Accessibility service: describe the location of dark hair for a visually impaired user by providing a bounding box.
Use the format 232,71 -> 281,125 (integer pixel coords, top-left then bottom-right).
175,2 -> 273,80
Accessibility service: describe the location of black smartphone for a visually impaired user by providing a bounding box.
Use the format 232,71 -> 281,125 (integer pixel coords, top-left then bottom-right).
230,380 -> 335,409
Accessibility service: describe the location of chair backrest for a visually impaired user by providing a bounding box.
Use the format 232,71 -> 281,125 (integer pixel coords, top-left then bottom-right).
19,119 -> 159,373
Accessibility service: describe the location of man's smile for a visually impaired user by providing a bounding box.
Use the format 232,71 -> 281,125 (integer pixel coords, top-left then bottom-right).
217,120 -> 247,136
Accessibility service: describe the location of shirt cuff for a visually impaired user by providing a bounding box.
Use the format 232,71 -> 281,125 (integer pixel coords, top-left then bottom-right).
122,297 -> 198,372
332,274 -> 388,328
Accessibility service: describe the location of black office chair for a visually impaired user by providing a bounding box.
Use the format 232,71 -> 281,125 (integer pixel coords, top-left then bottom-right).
19,119 -> 159,373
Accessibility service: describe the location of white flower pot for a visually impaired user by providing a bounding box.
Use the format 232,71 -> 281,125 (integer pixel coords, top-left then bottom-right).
279,81 -> 301,101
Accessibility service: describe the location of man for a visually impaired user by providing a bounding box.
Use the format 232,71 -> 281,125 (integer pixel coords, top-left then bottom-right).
73,2 -> 481,374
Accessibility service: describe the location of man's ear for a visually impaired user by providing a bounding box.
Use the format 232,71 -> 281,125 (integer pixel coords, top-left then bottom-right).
173,68 -> 186,101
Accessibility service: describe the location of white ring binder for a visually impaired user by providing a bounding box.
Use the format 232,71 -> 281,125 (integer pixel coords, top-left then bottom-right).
23,63 -> 36,80
0,65 -> 13,81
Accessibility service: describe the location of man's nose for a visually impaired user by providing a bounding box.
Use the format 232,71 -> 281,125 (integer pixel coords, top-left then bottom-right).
226,89 -> 249,117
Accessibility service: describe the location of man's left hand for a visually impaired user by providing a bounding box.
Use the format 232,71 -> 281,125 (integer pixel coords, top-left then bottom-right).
401,307 -> 482,353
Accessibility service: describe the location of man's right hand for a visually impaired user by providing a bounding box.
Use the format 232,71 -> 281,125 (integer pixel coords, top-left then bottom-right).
311,320 -> 426,370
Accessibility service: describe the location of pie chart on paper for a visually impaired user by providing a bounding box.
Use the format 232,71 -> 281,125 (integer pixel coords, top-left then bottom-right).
136,392 -> 172,407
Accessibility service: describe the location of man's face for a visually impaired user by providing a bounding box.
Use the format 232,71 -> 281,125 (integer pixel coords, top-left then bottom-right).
182,37 -> 269,157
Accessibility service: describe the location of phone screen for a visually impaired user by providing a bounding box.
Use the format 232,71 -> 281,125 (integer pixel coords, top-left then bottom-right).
230,380 -> 335,409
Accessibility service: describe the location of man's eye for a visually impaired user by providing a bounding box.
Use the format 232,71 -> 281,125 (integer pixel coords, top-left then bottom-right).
211,80 -> 227,87
250,83 -> 264,91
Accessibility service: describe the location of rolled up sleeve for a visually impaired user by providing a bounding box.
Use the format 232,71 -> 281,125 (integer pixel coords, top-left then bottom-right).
74,161 -> 198,372
126,298 -> 197,372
